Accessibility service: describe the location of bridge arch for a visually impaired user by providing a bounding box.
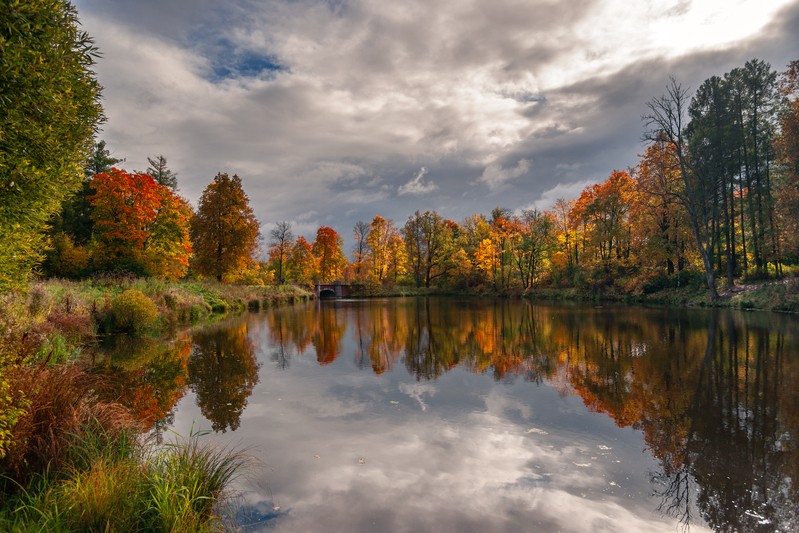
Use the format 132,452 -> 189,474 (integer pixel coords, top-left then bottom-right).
318,288 -> 337,299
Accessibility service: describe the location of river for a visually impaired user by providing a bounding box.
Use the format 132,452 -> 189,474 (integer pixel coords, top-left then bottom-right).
96,298 -> 799,532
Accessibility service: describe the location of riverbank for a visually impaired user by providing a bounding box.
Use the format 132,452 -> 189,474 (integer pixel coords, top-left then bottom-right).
351,276 -> 799,314
524,277 -> 799,313
0,278 -> 310,531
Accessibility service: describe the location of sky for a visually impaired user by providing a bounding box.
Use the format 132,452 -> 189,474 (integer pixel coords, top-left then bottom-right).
72,0 -> 799,251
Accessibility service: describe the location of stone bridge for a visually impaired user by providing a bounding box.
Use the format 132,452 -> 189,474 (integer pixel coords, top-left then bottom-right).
314,281 -> 353,299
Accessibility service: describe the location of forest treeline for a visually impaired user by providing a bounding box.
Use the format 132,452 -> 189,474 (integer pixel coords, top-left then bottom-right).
36,58 -> 799,300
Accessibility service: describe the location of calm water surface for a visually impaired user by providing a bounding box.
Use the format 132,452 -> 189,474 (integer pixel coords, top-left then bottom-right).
99,298 -> 799,532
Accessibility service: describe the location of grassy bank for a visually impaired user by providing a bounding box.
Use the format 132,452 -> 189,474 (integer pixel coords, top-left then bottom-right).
0,278 -> 309,531
352,276 -> 799,314
0,277 -> 312,364
524,277 -> 799,313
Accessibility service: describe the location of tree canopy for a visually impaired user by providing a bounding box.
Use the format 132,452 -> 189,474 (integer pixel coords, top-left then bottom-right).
190,173 -> 260,281
0,0 -> 104,291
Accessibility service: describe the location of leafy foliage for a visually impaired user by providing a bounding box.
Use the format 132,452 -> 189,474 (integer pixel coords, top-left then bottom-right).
0,0 -> 104,291
190,173 -> 260,282
312,226 -> 347,282
110,289 -> 159,333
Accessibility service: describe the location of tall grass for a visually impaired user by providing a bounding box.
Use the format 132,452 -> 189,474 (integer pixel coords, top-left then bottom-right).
0,362 -> 250,532
1,417 -> 249,532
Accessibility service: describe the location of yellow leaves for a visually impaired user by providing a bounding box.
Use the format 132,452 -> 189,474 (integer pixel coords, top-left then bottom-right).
474,238 -> 497,275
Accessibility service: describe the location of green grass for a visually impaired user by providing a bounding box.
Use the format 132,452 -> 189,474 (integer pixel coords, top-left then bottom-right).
0,276 -> 300,531
1,412 -> 249,533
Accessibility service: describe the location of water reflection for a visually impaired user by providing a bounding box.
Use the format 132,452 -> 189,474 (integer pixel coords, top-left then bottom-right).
169,299 -> 799,531
92,335 -> 191,434
188,322 -> 260,432
313,301 -> 793,530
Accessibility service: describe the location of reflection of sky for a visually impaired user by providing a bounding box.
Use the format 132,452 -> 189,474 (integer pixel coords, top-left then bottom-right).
170,313 -> 711,532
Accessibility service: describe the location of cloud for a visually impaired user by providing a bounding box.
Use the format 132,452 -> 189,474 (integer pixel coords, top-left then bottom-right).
526,179 -> 596,212
398,167 -> 438,196
479,159 -> 532,191
72,0 -> 799,249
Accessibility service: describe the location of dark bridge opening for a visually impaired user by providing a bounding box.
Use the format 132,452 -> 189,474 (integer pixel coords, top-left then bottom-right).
319,288 -> 337,299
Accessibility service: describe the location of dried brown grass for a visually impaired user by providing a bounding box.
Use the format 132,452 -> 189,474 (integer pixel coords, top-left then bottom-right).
0,364 -> 138,486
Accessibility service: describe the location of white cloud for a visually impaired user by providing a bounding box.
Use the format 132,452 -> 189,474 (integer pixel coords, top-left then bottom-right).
479,159 -> 531,191
527,179 -> 596,212
398,167 -> 438,196
73,0 -> 798,245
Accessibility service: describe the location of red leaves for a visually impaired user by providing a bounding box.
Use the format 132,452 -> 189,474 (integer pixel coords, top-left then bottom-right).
89,168 -> 192,278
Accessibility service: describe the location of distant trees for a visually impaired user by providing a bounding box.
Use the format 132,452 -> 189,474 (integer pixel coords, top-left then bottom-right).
268,221 -> 293,283
0,0 -> 104,291
312,226 -> 347,282
287,236 -> 315,285
7,39 -> 794,299
403,211 -> 457,288
191,173 -> 260,282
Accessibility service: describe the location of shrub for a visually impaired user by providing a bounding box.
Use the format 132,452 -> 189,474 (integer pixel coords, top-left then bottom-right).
641,271 -> 705,294
110,289 -> 159,333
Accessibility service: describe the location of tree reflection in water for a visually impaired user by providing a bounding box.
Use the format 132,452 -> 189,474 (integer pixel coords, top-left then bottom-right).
188,322 -> 259,433
92,334 -> 192,442
256,299 -> 798,531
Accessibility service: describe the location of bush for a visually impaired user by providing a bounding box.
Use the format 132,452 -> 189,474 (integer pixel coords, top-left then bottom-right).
641,271 -> 705,294
110,290 -> 159,333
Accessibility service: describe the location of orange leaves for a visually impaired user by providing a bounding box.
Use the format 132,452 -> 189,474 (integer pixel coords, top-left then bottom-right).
190,173 -> 260,282
288,235 -> 316,285
312,226 -> 347,282
89,169 -> 162,260
88,168 -> 193,278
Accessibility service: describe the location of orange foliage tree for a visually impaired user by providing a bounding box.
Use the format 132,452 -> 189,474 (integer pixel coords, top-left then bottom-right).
190,173 -> 260,282
632,137 -> 693,278
89,168 -> 161,272
312,226 -> 348,282
287,235 -> 316,286
88,168 -> 192,278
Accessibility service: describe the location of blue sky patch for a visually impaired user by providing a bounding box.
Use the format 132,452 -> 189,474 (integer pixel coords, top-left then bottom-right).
209,49 -> 287,81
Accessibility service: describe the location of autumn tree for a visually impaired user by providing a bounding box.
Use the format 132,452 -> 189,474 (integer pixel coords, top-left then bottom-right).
366,215 -> 403,284
352,220 -> 370,281
776,60 -> 799,260
403,210 -> 457,288
0,1 -> 104,290
269,221 -> 293,283
87,168 -> 192,278
488,208 -> 521,290
312,226 -> 348,282
514,209 -> 557,288
287,235 -> 315,286
573,171 -> 634,276
386,231 -> 408,284
88,169 -> 162,272
143,186 -> 193,280
146,154 -> 178,191
190,173 -> 260,282
644,78 -> 720,299
551,198 -> 579,271
632,135 -> 694,279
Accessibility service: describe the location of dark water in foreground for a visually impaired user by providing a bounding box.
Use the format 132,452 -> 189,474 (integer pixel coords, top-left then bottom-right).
97,298 -> 799,532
